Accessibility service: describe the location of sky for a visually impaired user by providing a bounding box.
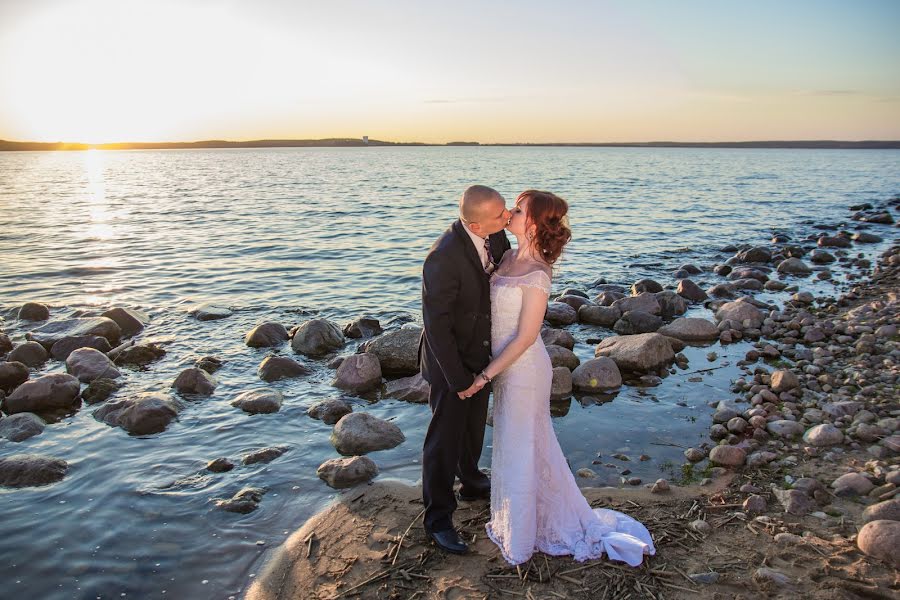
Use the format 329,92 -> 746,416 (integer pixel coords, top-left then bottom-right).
0,0 -> 898,144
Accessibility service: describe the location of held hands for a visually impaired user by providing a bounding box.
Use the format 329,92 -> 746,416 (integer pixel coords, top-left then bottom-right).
457,372 -> 489,399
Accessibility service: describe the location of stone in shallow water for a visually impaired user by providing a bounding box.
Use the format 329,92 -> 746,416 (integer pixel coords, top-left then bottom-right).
93,392 -> 182,435
594,333 -> 675,372
82,378 -> 122,404
214,487 -> 266,513
114,343 -> 166,366
291,318 -> 344,356
0,412 -> 46,442
245,322 -> 289,348
241,446 -> 289,465
0,361 -> 29,392
27,317 -> 122,349
0,453 -> 67,487
383,373 -> 430,404
546,344 -> 580,370
362,328 -> 422,376
332,353 -> 382,393
331,412 -> 404,455
7,342 -> 48,367
342,316 -> 383,339
101,307 -> 149,337
307,398 -> 354,424
317,456 -> 378,489
172,367 -> 216,395
66,347 -> 122,383
231,389 -> 283,414
194,355 -> 223,374
571,357 -> 621,391
4,373 -> 80,414
190,304 -> 232,321
206,458 -> 235,473
18,302 -> 50,321
258,355 -> 310,382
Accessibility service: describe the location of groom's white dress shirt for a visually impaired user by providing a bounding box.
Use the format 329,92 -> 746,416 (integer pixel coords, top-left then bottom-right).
463,223 -> 490,270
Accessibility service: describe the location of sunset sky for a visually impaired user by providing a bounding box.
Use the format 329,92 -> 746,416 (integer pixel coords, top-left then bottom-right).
0,0 -> 898,144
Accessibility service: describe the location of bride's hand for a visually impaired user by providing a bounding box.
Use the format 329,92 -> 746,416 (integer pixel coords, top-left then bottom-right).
457,376 -> 486,399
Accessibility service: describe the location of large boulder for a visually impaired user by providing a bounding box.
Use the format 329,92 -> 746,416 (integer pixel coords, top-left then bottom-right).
0,412 -> 45,442
545,302 -> 577,326
383,373 -> 430,403
657,318 -> 719,342
0,454 -> 67,487
291,319 -> 344,356
541,328 -> 575,350
114,343 -> 166,366
709,445 -> 746,467
331,412 -> 405,455
4,373 -> 80,414
18,302 -> 50,321
245,322 -> 289,348
655,291 -> 688,319
857,521 -> 900,568
613,310 -> 662,335
317,456 -> 379,489
94,392 -> 182,435
66,348 -> 122,383
258,355 -> 310,382
577,304 -> 620,326
715,300 -> 764,329
307,398 -> 353,424
332,353 -> 382,393
766,420 -> 804,438
776,258 -> 812,275
862,499 -> 900,525
594,333 -> 676,372
770,369 -> 800,393
50,335 -> 113,361
172,367 -> 216,395
363,328 -> 421,376
612,293 -> 661,316
0,361 -> 29,392
101,307 -> 149,337
551,367 -> 572,400
802,423 -> 844,446
231,389 -> 283,414
546,345 -> 580,370
26,317 -> 121,350
571,358 -> 622,392
7,342 -> 48,368
631,279 -> 663,295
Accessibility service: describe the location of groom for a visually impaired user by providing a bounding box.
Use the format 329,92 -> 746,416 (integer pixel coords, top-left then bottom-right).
419,185 -> 511,555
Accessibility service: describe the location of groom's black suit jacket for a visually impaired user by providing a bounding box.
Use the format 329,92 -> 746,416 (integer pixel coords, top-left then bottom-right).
419,219 -> 511,392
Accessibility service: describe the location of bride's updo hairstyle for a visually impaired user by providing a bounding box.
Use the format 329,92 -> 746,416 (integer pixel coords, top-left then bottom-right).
519,190 -> 572,265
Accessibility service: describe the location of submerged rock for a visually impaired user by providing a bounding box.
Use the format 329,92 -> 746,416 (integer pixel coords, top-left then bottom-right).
0,413 -> 46,442
331,412 -> 405,455
214,487 -> 266,513
172,367 -> 216,395
4,373 -> 80,414
0,453 -> 67,487
66,347 -> 122,383
332,353 -> 382,393
115,343 -> 166,366
383,373 -> 430,404
245,322 -> 289,348
93,392 -> 182,435
190,304 -> 232,321
291,319 -> 344,356
50,335 -> 113,361
231,389 -> 283,414
27,317 -> 121,349
101,307 -> 149,337
307,398 -> 353,424
241,446 -> 289,465
258,355 -> 310,382
362,328 -> 421,376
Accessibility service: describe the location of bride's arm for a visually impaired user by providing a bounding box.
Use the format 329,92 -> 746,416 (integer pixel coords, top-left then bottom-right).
479,285 -> 549,382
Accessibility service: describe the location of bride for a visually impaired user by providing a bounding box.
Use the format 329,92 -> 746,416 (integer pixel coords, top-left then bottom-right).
462,190 -> 656,567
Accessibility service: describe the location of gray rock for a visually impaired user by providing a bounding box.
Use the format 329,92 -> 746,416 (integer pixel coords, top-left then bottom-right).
690,519 -> 712,535
0,334 -> 11,354
651,479 -> 670,493
822,401 -> 862,419
555,295 -> 592,311
362,328 -> 421,375
818,235 -> 851,248
0,453 -> 67,487
245,322 -> 289,348
172,368 -> 216,395
772,487 -> 814,515
7,342 -> 48,368
0,361 -> 29,392
332,353 -> 382,393
49,335 -> 113,361
743,495 -> 767,513
541,328 -> 575,350
545,302 -> 577,326
776,257 -> 812,275
736,247 -> 771,263
258,355 -> 310,382
4,373 -> 80,414
862,499 -> 900,524
307,398 -> 353,424
676,279 -> 708,302
746,451 -> 778,467
715,300 -> 764,329
18,302 -> 50,321
342,317 -> 383,339
688,572 -> 720,585
546,344 -> 580,370
766,420 -> 804,438
101,307 -> 148,337
612,293 -> 661,316
753,568 -> 794,588
206,458 -> 234,473
66,347 -> 121,383
810,249 -> 835,264
291,319 -> 344,356
803,423 -> 844,446
594,333 -> 675,372
214,487 -> 266,513
231,389 -> 283,414
331,412 -> 405,455
82,378 -> 122,404
655,291 -> 688,319
631,279 -> 663,294
684,448 -> 705,462
0,412 -> 45,442
613,310 -> 662,335
550,367 -> 573,400
709,445 -> 746,467
194,355 -> 223,374
856,520 -> 900,568
241,446 -> 288,465
27,317 -> 121,349
571,357 -> 622,391
93,392 -> 182,435
657,318 -> 719,342
114,343 -> 166,366
831,472 -> 874,495
383,373 -> 430,403
190,303 -> 232,321
594,290 -> 626,306
577,304 -> 620,326
317,455 -> 378,488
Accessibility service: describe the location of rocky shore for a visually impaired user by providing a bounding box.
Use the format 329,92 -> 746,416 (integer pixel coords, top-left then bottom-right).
1,196 -> 897,599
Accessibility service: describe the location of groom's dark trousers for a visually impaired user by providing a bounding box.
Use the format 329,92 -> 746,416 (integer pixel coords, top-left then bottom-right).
419,219 -> 510,534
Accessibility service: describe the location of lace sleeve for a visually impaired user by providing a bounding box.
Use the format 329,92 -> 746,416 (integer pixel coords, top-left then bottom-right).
517,270 -> 552,295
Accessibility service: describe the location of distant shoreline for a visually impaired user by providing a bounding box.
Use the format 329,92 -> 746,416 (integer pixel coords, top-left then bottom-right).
1,138 -> 899,151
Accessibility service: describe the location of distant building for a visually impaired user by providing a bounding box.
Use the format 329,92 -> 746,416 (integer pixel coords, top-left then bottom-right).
362,136 -> 369,145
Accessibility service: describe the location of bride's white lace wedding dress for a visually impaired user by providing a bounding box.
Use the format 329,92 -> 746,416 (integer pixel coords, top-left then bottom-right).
484,269 -> 656,567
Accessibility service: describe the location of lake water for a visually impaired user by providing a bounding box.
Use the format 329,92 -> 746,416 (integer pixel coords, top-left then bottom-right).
1,147 -> 898,599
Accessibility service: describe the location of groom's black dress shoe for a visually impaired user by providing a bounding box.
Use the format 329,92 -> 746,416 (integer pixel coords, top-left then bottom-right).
427,528 -> 469,555
457,484 -> 490,502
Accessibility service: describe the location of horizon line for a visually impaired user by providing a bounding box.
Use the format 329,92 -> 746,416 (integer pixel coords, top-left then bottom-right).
2,137 -> 900,151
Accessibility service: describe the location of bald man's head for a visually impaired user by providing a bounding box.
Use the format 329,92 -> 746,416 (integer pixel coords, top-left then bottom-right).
459,185 -> 510,237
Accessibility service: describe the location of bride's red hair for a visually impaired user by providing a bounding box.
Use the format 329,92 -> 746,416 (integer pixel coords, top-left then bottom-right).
519,190 -> 571,265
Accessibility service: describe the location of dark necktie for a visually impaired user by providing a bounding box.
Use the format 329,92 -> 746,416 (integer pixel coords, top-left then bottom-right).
483,236 -> 494,273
